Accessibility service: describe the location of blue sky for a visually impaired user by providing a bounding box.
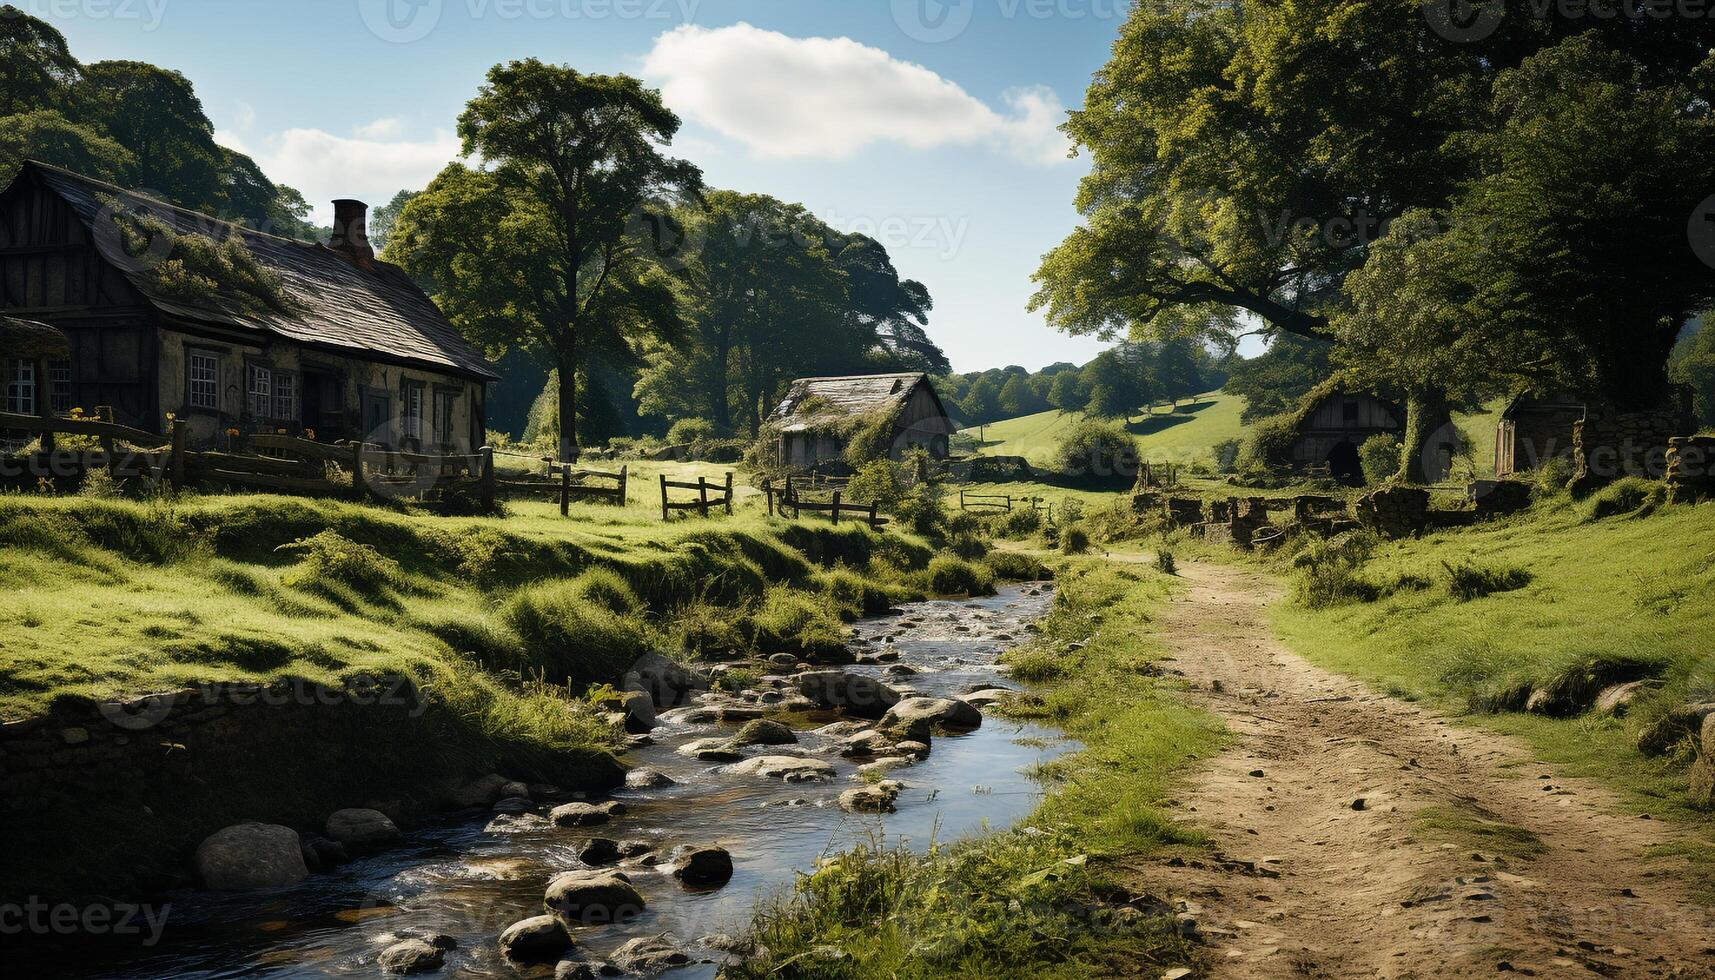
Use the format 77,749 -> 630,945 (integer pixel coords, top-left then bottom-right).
38,0 -> 1142,372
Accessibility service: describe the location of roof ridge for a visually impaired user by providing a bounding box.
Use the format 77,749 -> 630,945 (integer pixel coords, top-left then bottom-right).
24,159 -> 316,249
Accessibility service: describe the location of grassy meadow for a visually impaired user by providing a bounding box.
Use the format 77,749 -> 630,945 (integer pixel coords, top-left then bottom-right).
735,560 -> 1222,978
974,392 -> 1248,469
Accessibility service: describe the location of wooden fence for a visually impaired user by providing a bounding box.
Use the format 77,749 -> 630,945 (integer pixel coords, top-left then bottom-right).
660,472 -> 734,519
956,489 -> 1056,523
762,477 -> 887,528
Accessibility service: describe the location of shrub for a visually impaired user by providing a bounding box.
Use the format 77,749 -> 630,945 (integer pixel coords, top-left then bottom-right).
988,508 -> 1043,539
1585,477 -> 1667,520
947,531 -> 989,560
504,572 -> 656,685
1358,433 -> 1403,486
1293,561 -> 1380,608
926,555 -> 996,596
846,459 -> 906,511
1054,419 -> 1136,477
1155,549 -> 1177,575
77,467 -> 123,499
1059,525 -> 1091,555
667,417 -> 718,445
276,531 -> 400,594
752,586 -> 848,654
1239,413 -> 1297,470
895,475 -> 949,538
815,568 -> 895,620
1443,561 -> 1532,601
1530,455 -> 1576,497
983,550 -> 1049,581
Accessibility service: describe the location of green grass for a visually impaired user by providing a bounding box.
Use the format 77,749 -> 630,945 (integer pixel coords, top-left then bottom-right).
976,392 -> 1248,468
1268,495 -> 1715,887
733,560 -> 1223,978
1415,805 -> 1545,859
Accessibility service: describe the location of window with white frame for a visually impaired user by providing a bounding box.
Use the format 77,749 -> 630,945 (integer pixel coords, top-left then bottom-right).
5,360 -> 35,415
434,390 -> 456,445
402,381 -> 425,441
49,360 -> 72,413
273,372 -> 298,423
247,363 -> 272,418
188,349 -> 220,410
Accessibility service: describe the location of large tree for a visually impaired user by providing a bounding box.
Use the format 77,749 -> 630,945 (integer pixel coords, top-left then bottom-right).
390,62 -> 702,460
0,6 -> 78,116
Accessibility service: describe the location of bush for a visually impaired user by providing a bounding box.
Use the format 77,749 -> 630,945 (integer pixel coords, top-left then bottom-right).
1585,477 -> 1668,520
988,508 -> 1043,539
504,572 -> 656,685
1156,549 -> 1177,575
1059,525 -> 1091,555
815,568 -> 895,620
667,417 -> 718,445
276,531 -> 400,595
896,476 -> 949,538
1212,438 -> 1242,474
1359,433 -> 1403,486
927,554 -> 996,596
983,550 -> 1049,581
1530,455 -> 1576,497
752,586 -> 848,654
1054,419 -> 1136,477
947,531 -> 989,560
846,459 -> 906,511
1239,413 -> 1297,470
1443,561 -> 1533,601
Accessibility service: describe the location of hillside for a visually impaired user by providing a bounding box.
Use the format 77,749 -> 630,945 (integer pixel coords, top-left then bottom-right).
975,392 -> 1248,467
973,391 -> 1510,480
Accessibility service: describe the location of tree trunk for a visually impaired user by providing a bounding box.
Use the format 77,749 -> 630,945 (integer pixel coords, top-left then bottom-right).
557,345 -> 579,463
1395,387 -> 1453,485
712,327 -> 732,435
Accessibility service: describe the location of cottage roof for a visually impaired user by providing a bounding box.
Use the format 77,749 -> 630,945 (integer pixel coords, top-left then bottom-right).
15,161 -> 497,381
0,316 -> 71,359
770,373 -> 937,433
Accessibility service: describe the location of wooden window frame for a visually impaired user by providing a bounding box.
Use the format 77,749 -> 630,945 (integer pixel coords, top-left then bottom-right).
48,359 -> 73,414
5,359 -> 36,415
186,347 -> 222,413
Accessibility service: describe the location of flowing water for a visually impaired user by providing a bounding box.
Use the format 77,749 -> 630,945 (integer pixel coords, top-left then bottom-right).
56,583 -> 1070,978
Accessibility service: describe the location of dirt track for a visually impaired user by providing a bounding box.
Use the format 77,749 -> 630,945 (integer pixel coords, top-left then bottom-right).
1125,559 -> 1715,978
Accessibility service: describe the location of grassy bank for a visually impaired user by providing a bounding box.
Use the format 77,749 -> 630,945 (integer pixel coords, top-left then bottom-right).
0,482 -> 1034,899
733,560 -> 1222,978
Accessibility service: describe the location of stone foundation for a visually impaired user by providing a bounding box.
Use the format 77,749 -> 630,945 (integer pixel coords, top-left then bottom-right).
1355,486 -> 1429,539
1469,479 -> 1532,518
1572,389 -> 1696,492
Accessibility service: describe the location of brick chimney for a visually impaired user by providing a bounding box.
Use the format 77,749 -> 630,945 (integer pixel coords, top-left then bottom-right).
330,199 -> 374,265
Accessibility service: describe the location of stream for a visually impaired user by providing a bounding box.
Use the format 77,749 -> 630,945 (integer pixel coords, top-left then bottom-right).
60,583 -> 1070,978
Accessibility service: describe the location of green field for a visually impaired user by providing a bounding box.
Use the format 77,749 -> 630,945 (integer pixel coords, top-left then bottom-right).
973,392 -> 1249,468
973,391 -> 1509,481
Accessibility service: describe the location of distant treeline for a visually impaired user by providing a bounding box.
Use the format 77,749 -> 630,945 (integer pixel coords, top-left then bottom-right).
942,337 -> 1229,427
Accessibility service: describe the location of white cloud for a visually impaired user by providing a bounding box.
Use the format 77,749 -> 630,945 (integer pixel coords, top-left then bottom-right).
642,24 -> 1070,165
241,128 -> 462,224
354,117 -> 405,140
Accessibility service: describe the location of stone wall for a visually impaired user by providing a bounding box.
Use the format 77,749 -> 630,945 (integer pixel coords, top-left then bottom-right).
1572,389 -> 1697,492
1354,486 -> 1429,539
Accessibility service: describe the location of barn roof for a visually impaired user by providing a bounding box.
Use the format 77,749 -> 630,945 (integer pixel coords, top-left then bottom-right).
0,316 -> 71,359
771,373 -> 942,433
14,161 -> 497,381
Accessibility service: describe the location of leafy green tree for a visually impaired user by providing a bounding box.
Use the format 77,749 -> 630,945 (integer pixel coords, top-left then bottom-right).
0,109 -> 133,183
1670,321 -> 1714,430
369,190 -> 419,253
1047,370 -> 1086,412
960,376 -> 1001,425
0,6 -> 78,116
1223,333 -> 1332,423
390,62 -> 702,461
996,374 -> 1034,418
1154,337 -> 1204,406
825,231 -> 946,374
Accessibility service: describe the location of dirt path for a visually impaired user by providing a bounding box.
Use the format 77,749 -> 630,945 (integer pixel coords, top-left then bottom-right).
1124,558 -> 1715,979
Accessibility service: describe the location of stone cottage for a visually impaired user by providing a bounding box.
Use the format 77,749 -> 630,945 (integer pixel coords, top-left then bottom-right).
0,161 -> 496,450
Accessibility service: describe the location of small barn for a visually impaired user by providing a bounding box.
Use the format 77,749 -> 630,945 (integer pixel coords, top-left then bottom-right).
770,373 -> 955,470
1286,388 -> 1404,484
0,161 -> 497,451
1495,392 -> 1585,477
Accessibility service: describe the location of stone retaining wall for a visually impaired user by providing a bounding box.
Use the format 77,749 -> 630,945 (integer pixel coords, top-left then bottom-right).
1667,436 -> 1715,503
1354,486 -> 1429,539
1572,390 -> 1697,492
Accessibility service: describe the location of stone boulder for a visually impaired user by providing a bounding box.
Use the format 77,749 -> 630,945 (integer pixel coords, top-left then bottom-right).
674,846 -> 734,889
550,803 -> 611,828
378,938 -> 445,974
961,688 -> 1013,708
499,780 -> 532,800
578,838 -> 621,866
731,719 -> 797,747
1593,681 -> 1649,718
677,737 -> 745,762
1638,703 -> 1715,756
795,671 -> 902,718
610,935 -> 692,973
325,808 -> 400,848
838,783 -> 900,813
194,823 -> 309,891
840,729 -> 896,758
625,767 -> 676,790
723,756 -> 836,782
449,773 -> 510,809
624,652 -> 711,708
881,697 -> 982,733
498,914 -> 572,963
1705,711 -> 1715,758
544,869 -> 646,927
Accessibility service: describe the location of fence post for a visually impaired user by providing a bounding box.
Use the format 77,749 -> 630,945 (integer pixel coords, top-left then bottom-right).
169,418 -> 187,491
350,442 -> 368,501
697,478 -> 710,518
831,490 -> 841,526
479,446 -> 495,510
618,465 -> 628,507
1005,495 -> 1013,513
763,478 -> 774,516
724,472 -> 734,515
959,488 -> 966,511
560,463 -> 571,517
660,475 -> 669,521
869,501 -> 879,529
